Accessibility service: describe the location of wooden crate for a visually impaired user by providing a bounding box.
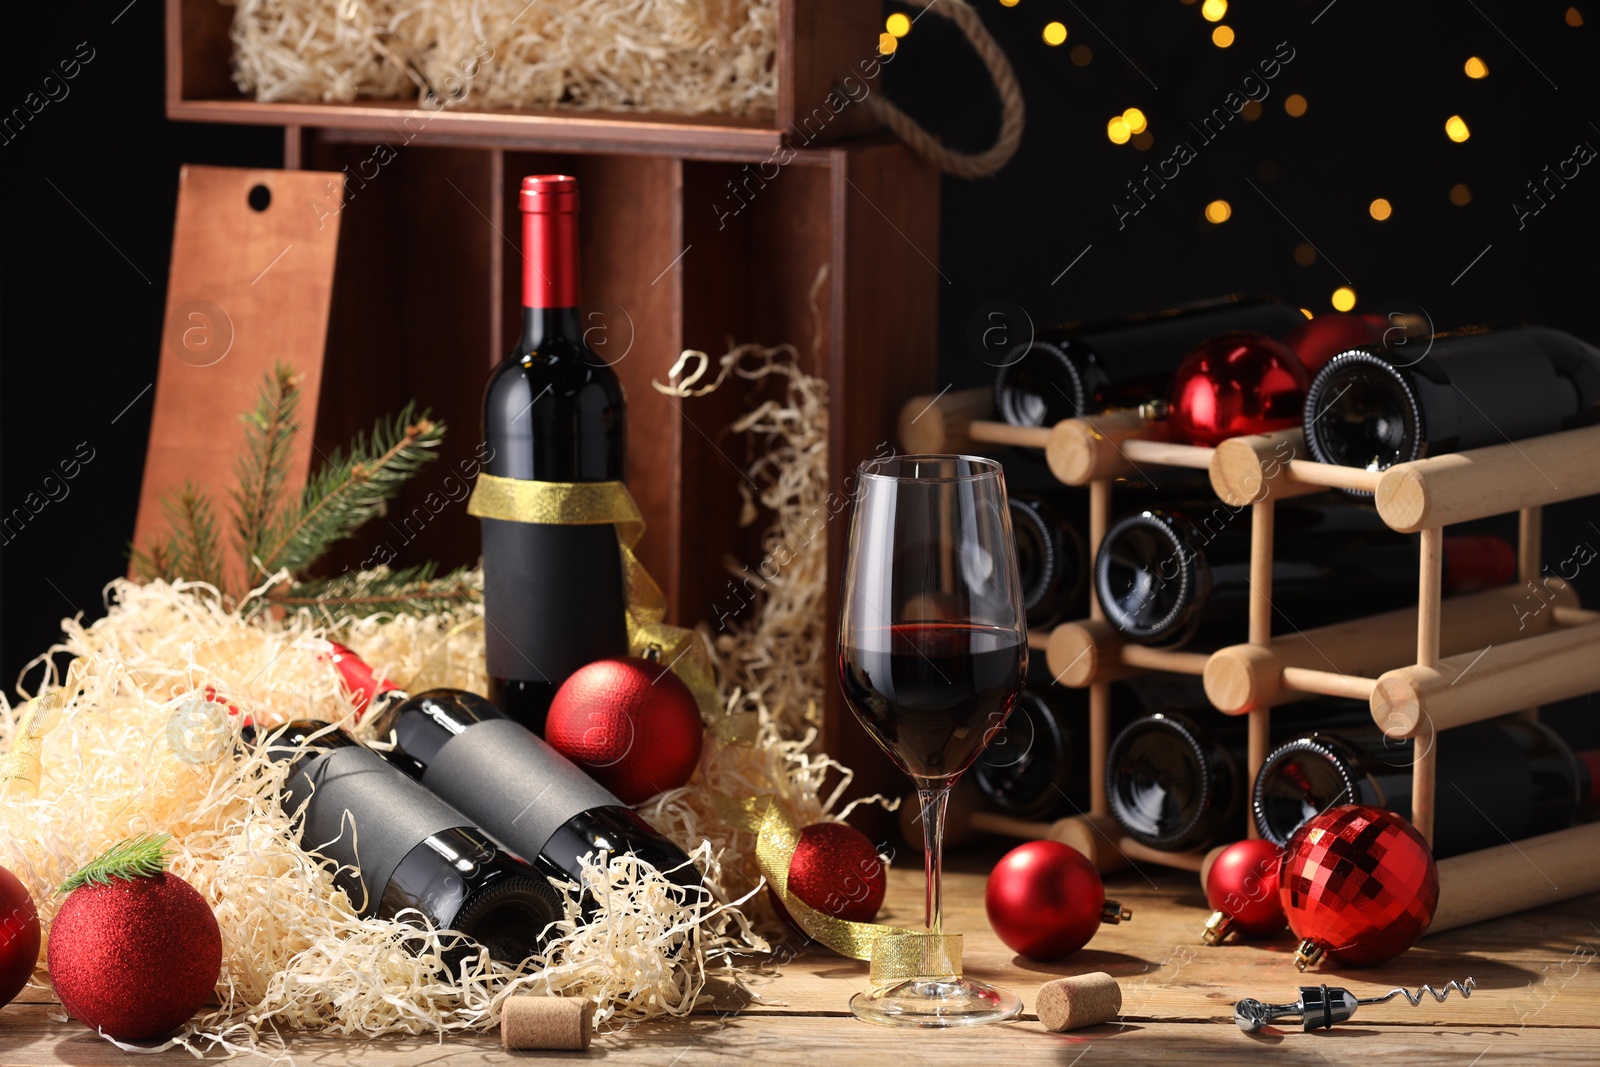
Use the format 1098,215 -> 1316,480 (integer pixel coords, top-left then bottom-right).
167,0 -> 880,158
900,389 -> 1600,922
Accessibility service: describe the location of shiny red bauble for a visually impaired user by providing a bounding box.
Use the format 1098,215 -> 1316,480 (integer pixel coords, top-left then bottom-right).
545,656 -> 704,804
1167,331 -> 1311,447
0,863 -> 41,1009
48,873 -> 223,1041
772,822 -> 888,928
1278,805 -> 1438,968
1280,313 -> 1388,376
1205,839 -> 1287,940
985,841 -> 1106,959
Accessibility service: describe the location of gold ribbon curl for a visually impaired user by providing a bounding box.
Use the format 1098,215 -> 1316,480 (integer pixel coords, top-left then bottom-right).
466,474 -> 718,718
719,794 -> 962,985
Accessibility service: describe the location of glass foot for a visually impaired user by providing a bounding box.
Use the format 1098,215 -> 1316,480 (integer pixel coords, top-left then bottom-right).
850,977 -> 1023,1028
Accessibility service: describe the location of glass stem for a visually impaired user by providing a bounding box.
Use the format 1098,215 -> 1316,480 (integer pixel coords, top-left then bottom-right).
917,785 -> 950,933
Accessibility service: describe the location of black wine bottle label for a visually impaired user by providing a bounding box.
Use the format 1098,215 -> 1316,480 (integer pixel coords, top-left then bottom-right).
422,717 -> 619,861
481,517 -> 629,683
283,745 -> 472,915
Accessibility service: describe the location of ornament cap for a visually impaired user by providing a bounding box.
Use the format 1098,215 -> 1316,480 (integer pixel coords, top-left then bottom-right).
1202,909 -> 1233,945
1102,900 -> 1132,925
1293,938 -> 1326,972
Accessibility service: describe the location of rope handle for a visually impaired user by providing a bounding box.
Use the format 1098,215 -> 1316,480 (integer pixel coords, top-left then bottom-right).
859,0 -> 1026,178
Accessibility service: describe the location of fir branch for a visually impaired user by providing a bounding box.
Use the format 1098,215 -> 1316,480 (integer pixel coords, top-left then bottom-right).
254,405 -> 447,577
60,833 -> 171,894
233,363 -> 302,573
129,535 -> 180,584
162,482 -> 225,590
268,563 -> 480,620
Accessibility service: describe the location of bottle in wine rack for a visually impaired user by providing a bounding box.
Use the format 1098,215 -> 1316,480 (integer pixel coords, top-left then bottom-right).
1093,500 -> 1514,648
1253,717 -> 1600,859
1009,493 -> 1088,629
330,645 -> 701,902
253,721 -> 565,966
991,295 -> 1305,427
1302,325 -> 1600,492
482,175 -> 628,734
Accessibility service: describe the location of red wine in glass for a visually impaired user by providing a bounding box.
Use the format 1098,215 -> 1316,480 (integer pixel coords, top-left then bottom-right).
841,622 -> 1023,782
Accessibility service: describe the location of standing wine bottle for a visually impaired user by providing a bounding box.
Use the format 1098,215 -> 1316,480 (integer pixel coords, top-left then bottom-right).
329,645 -> 701,901
992,295 -> 1305,427
253,722 -> 565,966
1093,500 -> 1514,648
1009,493 -> 1089,629
1302,325 -> 1600,491
1253,718 -> 1600,859
482,175 -> 628,734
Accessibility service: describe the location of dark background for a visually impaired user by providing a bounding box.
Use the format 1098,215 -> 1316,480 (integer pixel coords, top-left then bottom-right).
3,0 -> 1598,746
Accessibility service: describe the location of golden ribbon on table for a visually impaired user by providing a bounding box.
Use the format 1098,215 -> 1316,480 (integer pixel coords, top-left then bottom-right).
465,474 -> 719,717
720,794 -> 963,984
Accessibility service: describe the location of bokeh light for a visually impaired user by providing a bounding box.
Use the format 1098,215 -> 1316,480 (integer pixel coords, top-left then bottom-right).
1285,94 -> 1308,117
1123,108 -> 1149,134
886,13 -> 911,37
1202,0 -> 1228,21
1464,56 -> 1489,78
1445,114 -> 1471,142
1107,116 -> 1131,144
1044,21 -> 1068,45
1450,183 -> 1473,205
1331,287 -> 1357,312
1369,198 -> 1393,221
1205,199 -> 1232,223
1212,25 -> 1235,47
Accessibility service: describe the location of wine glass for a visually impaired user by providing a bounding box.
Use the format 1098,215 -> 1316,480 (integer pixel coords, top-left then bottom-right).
838,454 -> 1027,1027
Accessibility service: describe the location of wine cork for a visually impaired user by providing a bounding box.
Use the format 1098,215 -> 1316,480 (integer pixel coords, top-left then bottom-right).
501,996 -> 594,1051
1036,972 -> 1122,1032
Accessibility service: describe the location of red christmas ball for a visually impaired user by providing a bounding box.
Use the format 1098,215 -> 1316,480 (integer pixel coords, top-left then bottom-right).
546,656 -> 704,804
772,822 -> 888,928
1278,805 -> 1438,969
1167,332 -> 1311,447
48,873 -> 222,1040
1280,313 -> 1387,376
986,841 -> 1110,960
0,864 -> 41,1009
1204,839 -> 1286,941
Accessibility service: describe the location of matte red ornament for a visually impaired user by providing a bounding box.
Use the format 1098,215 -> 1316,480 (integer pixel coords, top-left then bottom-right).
772,822 -> 888,927
985,840 -> 1129,960
0,864 -> 41,1009
1167,332 -> 1311,447
1278,805 -> 1438,970
545,656 -> 704,804
1280,313 -> 1387,376
48,874 -> 222,1040
1202,839 -> 1287,944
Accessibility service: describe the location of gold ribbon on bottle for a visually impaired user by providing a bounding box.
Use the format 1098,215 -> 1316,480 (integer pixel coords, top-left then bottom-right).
466,474 -> 719,717
718,794 -> 963,985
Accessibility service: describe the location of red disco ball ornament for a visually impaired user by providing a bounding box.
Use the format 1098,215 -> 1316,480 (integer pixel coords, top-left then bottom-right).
771,822 -> 888,929
1167,332 -> 1311,447
1278,805 -> 1438,970
985,841 -> 1129,960
546,656 -> 704,804
1280,313 -> 1387,376
1202,839 -> 1287,944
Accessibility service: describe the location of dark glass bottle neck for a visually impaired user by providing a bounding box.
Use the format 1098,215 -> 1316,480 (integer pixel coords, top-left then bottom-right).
388,688 -> 507,774
520,305 -> 584,352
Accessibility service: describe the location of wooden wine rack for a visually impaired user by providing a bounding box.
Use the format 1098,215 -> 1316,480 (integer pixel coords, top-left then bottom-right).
899,387 -> 1600,925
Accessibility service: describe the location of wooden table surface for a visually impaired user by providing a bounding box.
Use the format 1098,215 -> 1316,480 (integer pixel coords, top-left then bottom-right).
3,847 -> 1597,1065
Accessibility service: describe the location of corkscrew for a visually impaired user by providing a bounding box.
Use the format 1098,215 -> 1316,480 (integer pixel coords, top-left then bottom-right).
1234,978 -> 1475,1032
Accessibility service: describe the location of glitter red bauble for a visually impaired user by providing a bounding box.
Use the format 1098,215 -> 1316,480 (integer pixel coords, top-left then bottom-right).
0,864 -> 41,1009
546,656 -> 704,804
1278,805 -> 1438,968
1167,332 -> 1312,447
1280,313 -> 1388,376
985,841 -> 1105,960
772,822 -> 888,928
47,873 -> 223,1041
1205,839 -> 1287,939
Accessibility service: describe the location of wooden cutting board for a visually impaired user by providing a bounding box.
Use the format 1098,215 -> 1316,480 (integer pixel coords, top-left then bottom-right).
130,165 -> 345,589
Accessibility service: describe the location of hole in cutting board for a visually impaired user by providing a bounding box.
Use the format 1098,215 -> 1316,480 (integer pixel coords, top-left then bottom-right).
247,184 -> 272,212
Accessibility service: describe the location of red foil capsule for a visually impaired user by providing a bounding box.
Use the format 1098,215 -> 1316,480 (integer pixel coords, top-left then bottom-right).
324,642 -> 401,719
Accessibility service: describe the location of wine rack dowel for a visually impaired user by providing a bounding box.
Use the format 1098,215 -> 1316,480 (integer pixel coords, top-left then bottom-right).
1428,823 -> 1600,935
1372,620 -> 1600,737
1201,583 -> 1570,714
1284,458 -> 1383,493
1119,646 -> 1210,676
1517,506 -> 1543,723
1046,410 -> 1158,485
1375,422 -> 1600,532
969,420 -> 1053,451
1119,438 -> 1215,471
1047,620 -> 1209,687
896,387 -> 993,455
1209,429 -> 1323,506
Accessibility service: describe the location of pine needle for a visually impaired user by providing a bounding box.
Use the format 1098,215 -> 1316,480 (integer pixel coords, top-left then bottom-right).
130,535 -> 180,583
164,482 -> 225,591
233,363 -> 302,571
267,563 -> 479,621
60,832 -> 172,894
253,404 -> 447,578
